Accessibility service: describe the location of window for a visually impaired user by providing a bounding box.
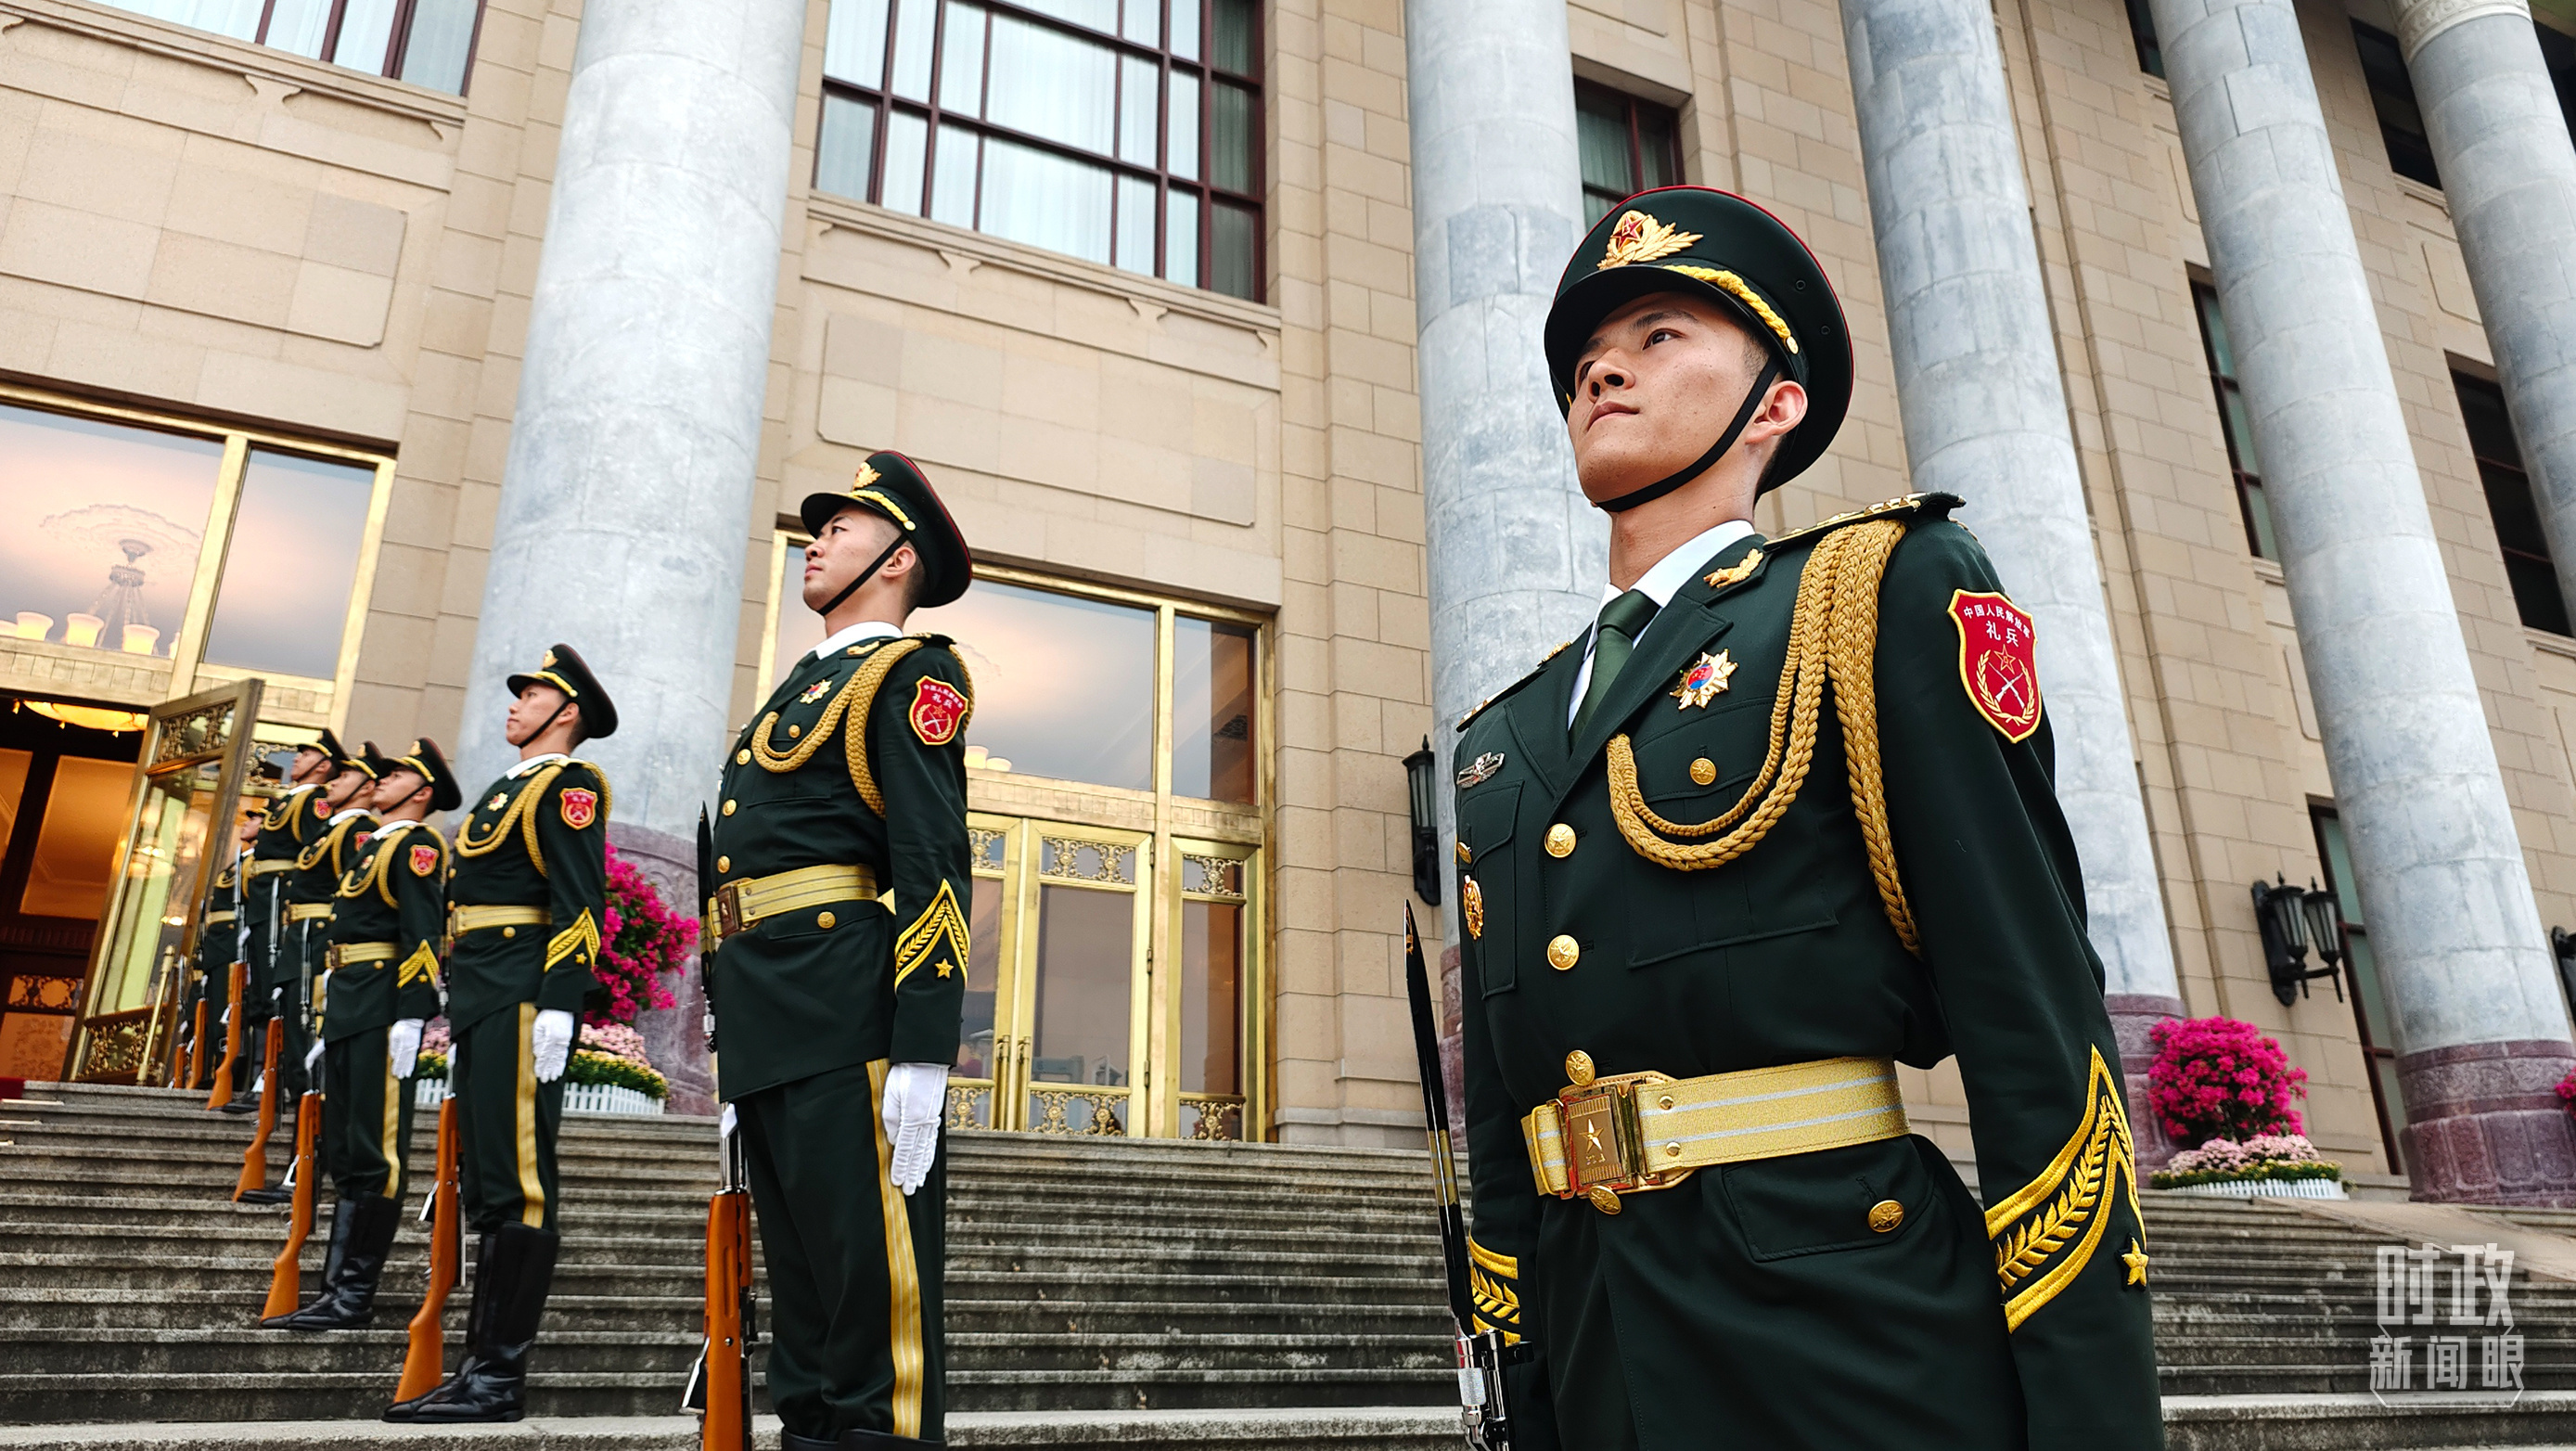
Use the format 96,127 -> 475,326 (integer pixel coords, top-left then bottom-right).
91,0 -> 485,94
2353,22 -> 2441,188
815,0 -> 1263,301
2125,0 -> 2163,78
2312,805 -> 2406,1175
1575,81 -> 1682,227
0,386 -> 397,711
2189,282 -> 2278,559
2453,372 -> 2570,635
2538,21 -> 2576,151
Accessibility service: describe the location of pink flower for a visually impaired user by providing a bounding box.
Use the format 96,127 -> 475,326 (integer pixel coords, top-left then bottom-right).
2147,1016 -> 2308,1148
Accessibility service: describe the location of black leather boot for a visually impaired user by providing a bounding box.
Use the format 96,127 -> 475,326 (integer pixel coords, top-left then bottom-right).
272,1193 -> 399,1329
839,1431 -> 943,1448
781,1433 -> 837,1451
383,1229 -> 495,1423
404,1222 -> 558,1423
260,1194 -> 355,1328
218,1069 -> 262,1114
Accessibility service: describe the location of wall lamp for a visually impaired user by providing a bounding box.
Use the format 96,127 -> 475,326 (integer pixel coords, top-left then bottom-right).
1402,736 -> 1442,907
2251,874 -> 2345,1006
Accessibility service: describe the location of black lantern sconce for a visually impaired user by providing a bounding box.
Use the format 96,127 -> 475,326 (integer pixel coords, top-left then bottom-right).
1403,737 -> 1442,907
2251,874 -> 2345,1006
2549,928 -> 2576,1025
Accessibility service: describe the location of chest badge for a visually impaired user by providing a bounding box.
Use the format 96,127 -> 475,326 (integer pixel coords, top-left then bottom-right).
1462,875 -> 1484,939
1455,751 -> 1506,789
559,788 -> 599,829
1671,651 -> 1737,709
409,843 -> 439,877
1949,590 -> 2043,742
485,792 -> 507,813
797,678 -> 832,704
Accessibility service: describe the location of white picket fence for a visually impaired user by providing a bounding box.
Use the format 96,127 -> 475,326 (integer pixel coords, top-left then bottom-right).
412,1077 -> 664,1115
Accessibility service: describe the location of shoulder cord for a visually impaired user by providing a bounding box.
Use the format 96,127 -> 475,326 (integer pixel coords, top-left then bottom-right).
454,763 -> 578,876
1603,517 -> 1919,953
297,815 -> 354,871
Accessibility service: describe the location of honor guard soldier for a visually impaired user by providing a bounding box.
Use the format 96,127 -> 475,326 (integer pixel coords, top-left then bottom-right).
707,452 -> 974,1451
227,734 -> 347,1121
187,814 -> 254,1092
286,741 -> 384,1086
1448,188 -> 2161,1450
265,739 -> 456,1331
385,647 -> 614,1424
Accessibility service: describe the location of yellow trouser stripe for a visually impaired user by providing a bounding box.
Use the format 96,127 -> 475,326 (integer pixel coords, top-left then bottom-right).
867,1059 -> 925,1438
381,1048 -> 404,1201
515,1004 -> 545,1228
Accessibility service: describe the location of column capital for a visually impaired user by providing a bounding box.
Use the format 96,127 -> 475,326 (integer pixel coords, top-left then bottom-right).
2396,0 -> 2531,62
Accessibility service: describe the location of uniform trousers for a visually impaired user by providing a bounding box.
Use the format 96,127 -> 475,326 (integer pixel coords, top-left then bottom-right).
275,922 -> 326,1098
452,1003 -> 563,1232
319,1025 -> 415,1201
736,1059 -> 946,1443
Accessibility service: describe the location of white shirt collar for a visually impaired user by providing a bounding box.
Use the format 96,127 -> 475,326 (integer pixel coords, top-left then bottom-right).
509,752 -> 570,777
327,804 -> 373,826
1598,518 -> 1760,612
810,620 -> 903,661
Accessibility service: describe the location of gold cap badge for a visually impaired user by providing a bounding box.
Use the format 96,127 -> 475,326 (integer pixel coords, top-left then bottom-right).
1596,210 -> 1700,270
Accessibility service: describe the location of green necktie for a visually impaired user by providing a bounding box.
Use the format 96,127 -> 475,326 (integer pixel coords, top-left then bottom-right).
1571,589 -> 1660,742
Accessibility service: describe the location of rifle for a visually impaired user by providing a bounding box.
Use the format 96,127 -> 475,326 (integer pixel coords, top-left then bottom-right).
1404,902 -> 1517,1450
186,993 -> 210,1093
395,1098 -> 462,1400
684,807 -> 757,1450
258,1090 -> 321,1319
233,1020 -> 282,1199
207,962 -> 248,1110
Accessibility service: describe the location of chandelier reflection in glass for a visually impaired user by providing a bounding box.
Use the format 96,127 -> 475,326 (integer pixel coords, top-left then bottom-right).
37,504 -> 202,656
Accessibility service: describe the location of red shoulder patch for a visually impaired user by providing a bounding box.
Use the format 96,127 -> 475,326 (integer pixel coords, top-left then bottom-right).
909,677 -> 968,747
314,798 -> 330,819
409,843 -> 440,877
558,787 -> 598,829
1950,590 -> 2042,743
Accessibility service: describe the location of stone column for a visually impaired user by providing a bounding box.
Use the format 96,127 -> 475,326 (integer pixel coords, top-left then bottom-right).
2150,0 -> 2576,1201
1842,0 -> 2186,1149
454,0 -> 806,844
2400,0 -> 2576,623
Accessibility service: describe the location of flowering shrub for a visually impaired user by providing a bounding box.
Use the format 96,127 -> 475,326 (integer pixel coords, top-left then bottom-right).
2150,1133 -> 2341,1188
594,841 -> 692,1027
2147,1015 -> 2308,1147
415,1019 -> 452,1080
404,1019 -> 666,1099
2557,1066 -> 2576,1119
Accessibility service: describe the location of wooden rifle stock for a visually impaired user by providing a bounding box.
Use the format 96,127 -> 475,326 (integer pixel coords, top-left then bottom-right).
699,1180 -> 755,1451
395,1098 -> 462,1401
232,1020 -> 282,1197
207,963 -> 248,1109
259,1092 -> 321,1318
186,995 -> 210,1092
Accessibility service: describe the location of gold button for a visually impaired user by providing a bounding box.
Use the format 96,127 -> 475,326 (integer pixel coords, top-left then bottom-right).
1588,1186 -> 1621,1214
1665,1142 -> 1683,1159
1455,841 -> 1469,864
817,911 -> 836,930
502,926 -> 516,939
1546,935 -> 1580,971
722,800 -> 737,816
1657,1094 -> 1675,1111
736,749 -> 750,765
1868,1199 -> 1904,1234
1565,1050 -> 1595,1087
788,724 -> 801,738
1690,757 -> 1717,786
1544,823 -> 1576,858
717,855 -> 731,873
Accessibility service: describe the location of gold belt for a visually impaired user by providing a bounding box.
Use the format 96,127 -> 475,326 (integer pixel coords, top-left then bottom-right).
286,903 -> 333,922
327,942 -> 397,969
247,860 -> 294,878
452,905 -> 551,935
710,863 -> 879,948
203,911 -> 237,926
1522,1056 -> 1907,1213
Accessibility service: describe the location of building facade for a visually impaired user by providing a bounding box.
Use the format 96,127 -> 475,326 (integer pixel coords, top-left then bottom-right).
5,0 -> 2576,1192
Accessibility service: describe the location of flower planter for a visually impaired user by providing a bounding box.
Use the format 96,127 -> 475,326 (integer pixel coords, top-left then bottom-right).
411,1077 -> 664,1115
2159,1175 -> 2346,1200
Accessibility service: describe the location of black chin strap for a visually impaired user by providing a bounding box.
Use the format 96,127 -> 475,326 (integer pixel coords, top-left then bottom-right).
509,695 -> 574,751
1596,356 -> 1785,514
818,533 -> 909,620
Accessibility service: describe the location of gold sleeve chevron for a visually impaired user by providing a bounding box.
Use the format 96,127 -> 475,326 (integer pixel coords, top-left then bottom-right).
1468,1238 -> 1522,1343
396,942 -> 440,988
1984,1047 -> 2143,1331
545,908 -> 601,972
891,880 -> 969,992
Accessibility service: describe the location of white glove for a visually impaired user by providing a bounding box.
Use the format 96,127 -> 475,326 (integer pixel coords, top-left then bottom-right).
271,986 -> 283,1004
304,1038 -> 326,1072
720,1102 -> 738,1138
389,1019 -> 424,1080
881,1062 -> 948,1197
531,1008 -> 576,1084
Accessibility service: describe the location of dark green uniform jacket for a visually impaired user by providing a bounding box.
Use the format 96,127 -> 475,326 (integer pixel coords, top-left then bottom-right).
291,808 -> 378,1034
1453,499 -> 2159,1451
196,853 -> 242,985
245,785 -> 327,1011
709,633 -> 974,1099
445,756 -> 610,1031
326,820 -> 448,1042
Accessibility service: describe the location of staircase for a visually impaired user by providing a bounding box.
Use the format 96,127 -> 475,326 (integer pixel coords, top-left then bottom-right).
8,1084 -> 2576,1447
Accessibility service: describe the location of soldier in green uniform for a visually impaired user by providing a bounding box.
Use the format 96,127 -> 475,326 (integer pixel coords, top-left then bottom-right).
384,648 -> 614,1424
186,813 -> 254,1091
707,452 -> 973,1451
1448,187 -> 2161,1450
266,739 -> 456,1331
226,734 -> 348,1121
284,741 -> 384,1092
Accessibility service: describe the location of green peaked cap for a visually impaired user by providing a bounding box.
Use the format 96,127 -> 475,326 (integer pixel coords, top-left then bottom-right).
1544,186 -> 1853,492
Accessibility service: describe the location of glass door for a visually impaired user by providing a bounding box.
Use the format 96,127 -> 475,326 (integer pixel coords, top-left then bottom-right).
63,679 -> 263,1083
1164,838 -> 1260,1140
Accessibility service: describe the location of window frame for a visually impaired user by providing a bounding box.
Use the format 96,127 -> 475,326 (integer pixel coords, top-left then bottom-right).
2309,803 -> 2406,1176
2451,369 -> 2571,636
814,0 -> 1266,300
2352,20 -> 2441,189
2188,280 -> 2277,560
1574,78 -> 1685,225
0,382 -> 397,737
